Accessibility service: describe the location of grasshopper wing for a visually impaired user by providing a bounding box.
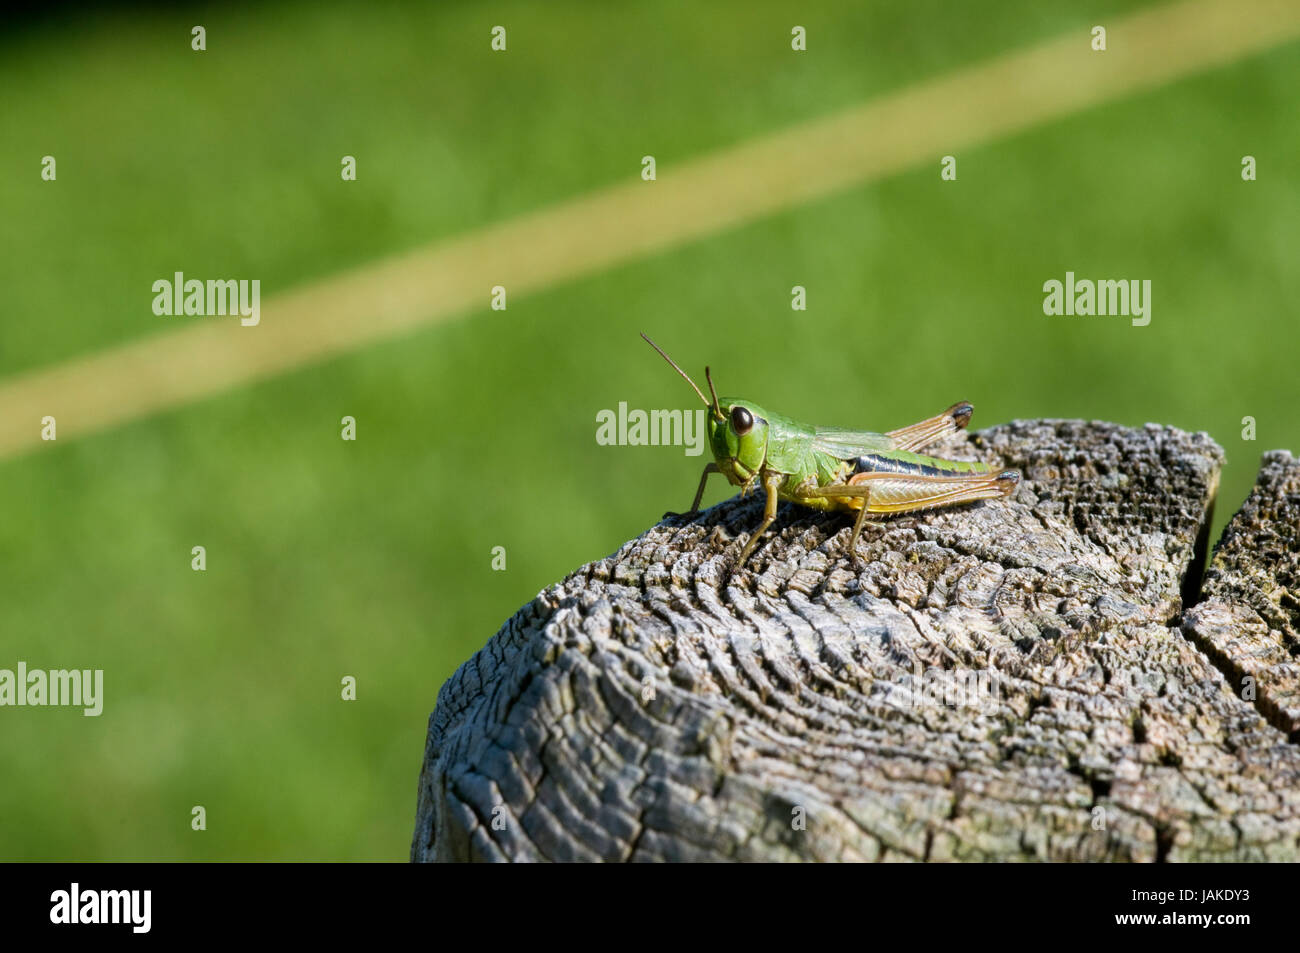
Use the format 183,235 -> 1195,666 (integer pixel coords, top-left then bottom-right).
810,427 -> 895,460
815,403 -> 975,459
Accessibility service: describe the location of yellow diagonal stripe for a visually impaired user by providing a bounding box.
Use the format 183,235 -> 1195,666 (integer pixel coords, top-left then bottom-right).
3,0 -> 1298,460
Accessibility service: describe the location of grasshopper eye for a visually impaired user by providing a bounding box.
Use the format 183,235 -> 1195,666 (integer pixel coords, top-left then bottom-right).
730,405 -> 754,436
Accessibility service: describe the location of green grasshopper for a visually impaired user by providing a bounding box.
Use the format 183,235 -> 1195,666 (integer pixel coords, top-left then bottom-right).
642,333 -> 1021,568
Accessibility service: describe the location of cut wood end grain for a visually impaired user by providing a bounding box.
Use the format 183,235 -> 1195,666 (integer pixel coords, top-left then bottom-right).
413,422 -> 1300,862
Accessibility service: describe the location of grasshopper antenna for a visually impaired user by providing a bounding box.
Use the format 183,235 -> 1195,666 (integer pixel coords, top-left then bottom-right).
704,367 -> 722,421
641,333 -> 724,421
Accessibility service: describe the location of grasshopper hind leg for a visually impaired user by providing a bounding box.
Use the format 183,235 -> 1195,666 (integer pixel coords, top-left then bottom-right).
801,466 -> 1021,565
886,401 -> 974,453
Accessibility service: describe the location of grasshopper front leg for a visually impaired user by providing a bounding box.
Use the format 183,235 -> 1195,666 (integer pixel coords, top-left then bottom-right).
734,470 -> 783,568
664,462 -> 719,519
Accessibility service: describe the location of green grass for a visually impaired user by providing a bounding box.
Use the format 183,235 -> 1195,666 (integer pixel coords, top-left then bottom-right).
0,0 -> 1296,859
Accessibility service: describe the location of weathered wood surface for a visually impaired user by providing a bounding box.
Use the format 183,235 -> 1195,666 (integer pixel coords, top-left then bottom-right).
1184,451 -> 1300,741
413,421 -> 1300,861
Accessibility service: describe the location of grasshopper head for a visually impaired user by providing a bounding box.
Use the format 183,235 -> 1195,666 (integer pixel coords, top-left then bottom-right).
639,333 -> 769,485
709,400 -> 770,485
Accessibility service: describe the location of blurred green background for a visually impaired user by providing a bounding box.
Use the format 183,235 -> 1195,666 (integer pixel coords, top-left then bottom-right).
1,0 -> 1296,860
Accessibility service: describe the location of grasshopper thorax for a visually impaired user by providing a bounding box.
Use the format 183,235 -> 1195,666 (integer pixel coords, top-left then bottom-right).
709,399 -> 770,486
